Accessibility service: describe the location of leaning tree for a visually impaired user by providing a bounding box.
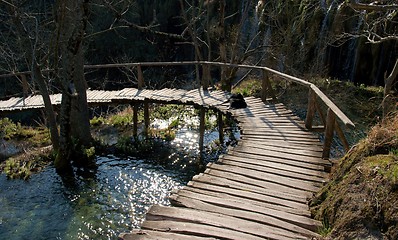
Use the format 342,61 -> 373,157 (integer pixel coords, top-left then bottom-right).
1,0 -> 93,173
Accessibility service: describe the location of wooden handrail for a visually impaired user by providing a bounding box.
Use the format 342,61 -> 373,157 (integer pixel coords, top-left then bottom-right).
0,61 -> 352,126
310,85 -> 354,128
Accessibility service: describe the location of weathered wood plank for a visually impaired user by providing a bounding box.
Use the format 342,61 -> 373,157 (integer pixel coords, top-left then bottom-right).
120,230 -> 217,240
231,146 -> 330,166
185,180 -> 308,210
141,220 -> 265,240
169,194 -> 320,238
203,168 -> 315,196
220,154 -> 327,178
206,163 -> 321,192
240,138 -> 323,152
236,142 -> 323,159
241,135 -> 323,146
170,188 -> 321,231
146,206 -> 306,240
190,173 -> 308,204
218,158 -> 326,183
228,150 -> 326,171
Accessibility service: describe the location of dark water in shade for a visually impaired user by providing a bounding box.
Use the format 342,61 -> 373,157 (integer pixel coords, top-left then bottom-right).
0,127 -> 239,240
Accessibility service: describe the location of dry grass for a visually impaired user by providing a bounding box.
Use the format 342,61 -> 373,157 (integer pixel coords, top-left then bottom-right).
366,112 -> 398,154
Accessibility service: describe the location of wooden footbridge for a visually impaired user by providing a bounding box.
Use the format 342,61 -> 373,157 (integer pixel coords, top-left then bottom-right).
0,62 -> 355,239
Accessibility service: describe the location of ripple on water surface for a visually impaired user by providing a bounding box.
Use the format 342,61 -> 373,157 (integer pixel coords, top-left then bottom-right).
0,155 -> 188,240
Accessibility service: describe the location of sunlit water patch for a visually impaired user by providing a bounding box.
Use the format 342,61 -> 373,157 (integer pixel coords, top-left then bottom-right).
0,114 -> 240,239
0,156 -> 188,240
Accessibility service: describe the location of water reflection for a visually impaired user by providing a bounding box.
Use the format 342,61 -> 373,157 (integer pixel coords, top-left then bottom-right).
0,156 -> 186,240
0,118 -> 239,239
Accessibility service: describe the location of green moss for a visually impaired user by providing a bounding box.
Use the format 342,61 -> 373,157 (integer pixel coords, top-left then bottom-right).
84,147 -> 96,160
149,128 -> 176,141
108,114 -> 133,127
1,118 -> 21,140
3,153 -> 53,180
232,78 -> 262,97
168,118 -> 180,129
387,164 -> 398,184
90,116 -> 105,126
0,118 -> 51,147
318,216 -> 332,237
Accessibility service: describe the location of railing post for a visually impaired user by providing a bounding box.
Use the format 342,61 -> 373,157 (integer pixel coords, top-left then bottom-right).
218,111 -> 224,144
137,65 -> 144,90
133,103 -> 138,137
202,63 -> 211,90
20,74 -> 29,105
335,121 -> 350,153
305,88 -> 317,129
323,108 -> 336,159
199,107 -> 206,158
144,99 -> 150,138
315,100 -> 326,126
261,70 -> 276,102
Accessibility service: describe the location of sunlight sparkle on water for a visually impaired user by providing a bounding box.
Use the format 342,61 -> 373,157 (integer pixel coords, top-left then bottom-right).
0,156 -> 186,240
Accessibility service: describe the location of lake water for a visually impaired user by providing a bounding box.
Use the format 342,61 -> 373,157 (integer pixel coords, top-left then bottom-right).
0,126 -> 238,239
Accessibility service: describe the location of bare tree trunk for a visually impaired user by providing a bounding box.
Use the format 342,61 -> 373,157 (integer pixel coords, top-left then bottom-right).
32,63 -> 60,151
55,0 -> 92,172
218,0 -> 228,90
179,0 -> 205,87
55,92 -> 73,171
219,0 -> 252,91
383,58 -> 398,118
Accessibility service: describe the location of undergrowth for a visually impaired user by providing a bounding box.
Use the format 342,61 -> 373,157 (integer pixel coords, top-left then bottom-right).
0,118 -> 51,146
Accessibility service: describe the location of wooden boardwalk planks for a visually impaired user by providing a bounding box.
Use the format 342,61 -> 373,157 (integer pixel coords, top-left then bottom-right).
0,88 -> 328,239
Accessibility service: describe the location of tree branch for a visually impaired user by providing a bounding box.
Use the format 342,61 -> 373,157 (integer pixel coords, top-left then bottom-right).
348,1 -> 398,12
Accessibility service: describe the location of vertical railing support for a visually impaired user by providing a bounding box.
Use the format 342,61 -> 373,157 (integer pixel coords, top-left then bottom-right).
305,88 -> 317,129
315,100 -> 326,126
133,103 -> 138,137
323,108 -> 336,159
202,64 -> 211,90
335,122 -> 350,153
195,63 -> 201,88
20,74 -> 29,102
137,65 -> 144,90
218,111 -> 224,144
199,107 -> 206,159
261,70 -> 276,102
144,100 -> 150,138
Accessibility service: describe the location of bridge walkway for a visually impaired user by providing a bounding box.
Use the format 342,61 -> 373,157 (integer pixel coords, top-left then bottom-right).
0,88 -> 328,239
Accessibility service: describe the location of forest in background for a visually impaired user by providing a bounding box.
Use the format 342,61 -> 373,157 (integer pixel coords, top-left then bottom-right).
0,0 -> 396,172
0,2 -> 397,238
0,0 -> 397,97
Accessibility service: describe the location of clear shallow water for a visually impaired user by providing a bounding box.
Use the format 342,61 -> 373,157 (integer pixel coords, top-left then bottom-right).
0,156 -> 190,240
0,126 -> 239,240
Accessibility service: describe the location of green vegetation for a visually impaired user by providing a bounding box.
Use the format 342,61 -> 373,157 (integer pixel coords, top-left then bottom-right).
1,147 -> 53,180
310,112 -> 398,239
0,118 -> 53,179
232,78 -> 262,97
3,158 -> 31,180
234,77 -> 385,145
115,136 -> 162,156
90,104 -> 223,156
90,107 -> 134,127
0,118 -> 51,147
